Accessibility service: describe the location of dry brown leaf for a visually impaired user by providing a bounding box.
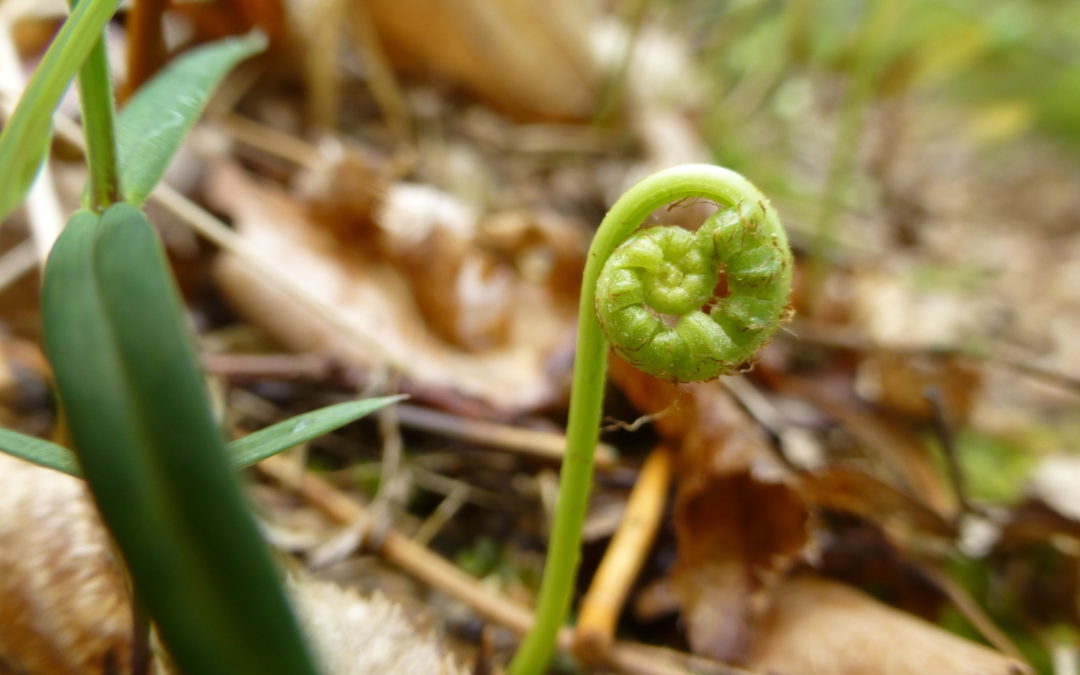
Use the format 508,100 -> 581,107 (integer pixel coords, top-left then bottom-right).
796,465 -> 957,542
0,453 -> 132,674
288,576 -> 467,674
208,161 -> 580,415
747,575 -> 1032,675
375,183 -> 515,352
363,0 -> 599,121
769,372 -> 957,518
855,349 -> 980,425
609,362 -> 811,664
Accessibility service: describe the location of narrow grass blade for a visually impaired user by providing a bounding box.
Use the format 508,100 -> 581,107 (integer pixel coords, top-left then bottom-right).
0,396 -> 406,478
117,33 -> 266,205
0,427 -> 80,476
229,395 -> 406,469
0,0 -> 120,221
42,205 -> 318,674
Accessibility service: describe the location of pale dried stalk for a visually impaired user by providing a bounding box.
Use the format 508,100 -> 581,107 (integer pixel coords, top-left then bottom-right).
575,445 -> 672,663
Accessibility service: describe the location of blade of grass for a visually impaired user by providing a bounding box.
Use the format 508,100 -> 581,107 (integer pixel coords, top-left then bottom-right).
116,33 -> 266,205
0,395 -> 405,477
0,0 -> 120,221
0,426 -> 81,476
42,204 -> 318,674
228,395 -> 406,468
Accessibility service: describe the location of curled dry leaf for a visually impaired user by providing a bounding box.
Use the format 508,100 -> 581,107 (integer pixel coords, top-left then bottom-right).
747,575 -> 1032,675
208,161 -> 582,415
0,453 -> 467,674
609,361 -> 810,664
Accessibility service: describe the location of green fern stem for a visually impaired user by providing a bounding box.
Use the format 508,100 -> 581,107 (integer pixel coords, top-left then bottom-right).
508,164 -> 793,674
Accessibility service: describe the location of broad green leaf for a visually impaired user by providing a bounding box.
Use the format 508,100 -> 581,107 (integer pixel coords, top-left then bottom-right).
0,427 -> 80,476
228,395 -> 406,469
0,395 -> 406,478
42,205 -> 318,674
116,33 -> 266,205
0,0 -> 120,222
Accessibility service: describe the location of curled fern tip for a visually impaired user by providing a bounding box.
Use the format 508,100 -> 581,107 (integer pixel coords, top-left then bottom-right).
595,171 -> 793,381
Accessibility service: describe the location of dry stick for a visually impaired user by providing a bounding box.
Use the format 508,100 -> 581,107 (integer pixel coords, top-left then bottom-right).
574,445 -> 672,664
411,481 -> 469,547
917,561 -> 1025,662
121,0 -> 168,101
348,1 -> 412,140
204,350 -> 618,467
221,114 -> 322,168
256,454 -> 752,675
396,403 -> 618,469
790,318 -> 1080,397
295,0 -> 345,129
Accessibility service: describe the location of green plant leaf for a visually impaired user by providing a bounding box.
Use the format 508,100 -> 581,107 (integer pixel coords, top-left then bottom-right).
42,205 -> 318,674
116,33 -> 266,205
0,0 -> 120,222
228,395 -> 406,469
0,427 -> 81,476
0,395 -> 405,478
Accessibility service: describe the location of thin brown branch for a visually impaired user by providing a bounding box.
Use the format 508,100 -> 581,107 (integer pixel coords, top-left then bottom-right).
122,0 -> 168,102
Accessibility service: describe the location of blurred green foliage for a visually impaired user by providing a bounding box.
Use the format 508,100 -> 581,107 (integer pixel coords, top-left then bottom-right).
670,0 -> 1080,178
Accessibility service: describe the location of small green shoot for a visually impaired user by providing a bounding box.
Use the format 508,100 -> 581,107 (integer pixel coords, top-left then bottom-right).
116,32 -> 267,205
0,395 -> 406,478
0,0 -> 121,221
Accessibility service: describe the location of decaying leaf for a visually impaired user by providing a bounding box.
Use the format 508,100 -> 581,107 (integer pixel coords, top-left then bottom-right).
796,465 -> 957,542
854,349 -> 980,425
0,453 -> 132,674
609,361 -> 811,664
362,0 -> 599,121
208,159 -> 583,415
288,576 -> 466,675
747,575 -> 1033,675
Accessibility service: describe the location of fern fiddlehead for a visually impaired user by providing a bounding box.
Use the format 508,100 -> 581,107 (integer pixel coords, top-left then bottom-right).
509,164 -> 793,675
597,198 -> 792,381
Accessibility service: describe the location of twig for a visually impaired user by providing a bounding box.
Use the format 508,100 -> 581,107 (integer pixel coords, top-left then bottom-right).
396,402 -> 618,469
924,386 -> 972,521
790,318 -> 1080,397
411,481 -> 468,547
575,445 -> 672,664
348,2 -> 412,140
917,561 -> 1025,662
122,0 -> 168,101
221,114 -> 321,168
256,454 -> 752,675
